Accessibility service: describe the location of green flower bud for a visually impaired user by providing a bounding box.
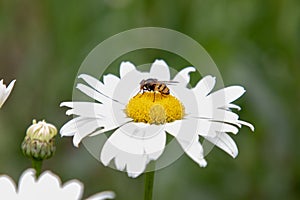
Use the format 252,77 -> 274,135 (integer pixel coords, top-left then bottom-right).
21,119 -> 57,160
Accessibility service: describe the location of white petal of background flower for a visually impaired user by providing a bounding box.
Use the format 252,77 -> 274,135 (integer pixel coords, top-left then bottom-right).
18,169 -> 82,200
61,180 -> 83,200
85,191 -> 115,200
0,79 -> 16,108
0,169 -> 115,200
0,175 -> 18,199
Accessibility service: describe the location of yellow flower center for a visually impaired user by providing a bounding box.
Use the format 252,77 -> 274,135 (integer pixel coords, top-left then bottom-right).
125,92 -> 185,125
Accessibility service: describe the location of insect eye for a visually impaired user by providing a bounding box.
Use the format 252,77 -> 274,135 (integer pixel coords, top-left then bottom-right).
143,86 -> 147,89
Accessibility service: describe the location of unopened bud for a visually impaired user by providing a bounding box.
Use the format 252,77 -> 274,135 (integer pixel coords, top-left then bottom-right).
21,119 -> 57,160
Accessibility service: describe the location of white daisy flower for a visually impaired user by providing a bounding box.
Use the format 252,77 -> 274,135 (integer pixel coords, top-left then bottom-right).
0,168 -> 115,200
0,79 -> 16,108
60,59 -> 254,178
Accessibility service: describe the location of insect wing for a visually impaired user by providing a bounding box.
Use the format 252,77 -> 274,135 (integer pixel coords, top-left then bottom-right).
160,80 -> 179,86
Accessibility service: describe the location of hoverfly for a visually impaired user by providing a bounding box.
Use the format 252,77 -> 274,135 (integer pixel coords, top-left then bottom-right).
137,78 -> 178,101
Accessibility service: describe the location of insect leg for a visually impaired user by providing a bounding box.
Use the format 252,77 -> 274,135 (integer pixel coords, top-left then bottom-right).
139,89 -> 146,98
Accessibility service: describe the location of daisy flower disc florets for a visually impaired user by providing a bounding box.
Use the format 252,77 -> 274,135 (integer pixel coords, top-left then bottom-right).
125,93 -> 184,125
60,59 -> 254,178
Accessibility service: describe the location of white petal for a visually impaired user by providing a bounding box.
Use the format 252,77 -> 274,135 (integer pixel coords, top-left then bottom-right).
61,102 -> 105,118
149,59 -> 170,80
225,103 -> 241,110
60,116 -> 107,147
101,140 -> 147,178
61,101 -> 126,122
0,175 -> 17,199
60,117 -> 95,137
204,132 -> 238,158
62,180 -> 83,200
78,74 -> 120,100
165,120 -> 207,167
118,123 -> 166,159
60,103 -> 130,147
33,171 -> 62,199
195,103 -> 254,134
192,75 -> 216,97
100,138 -> 122,167
0,79 -> 4,89
206,86 -> 245,109
196,119 -> 239,136
0,79 -> 15,108
76,83 -> 112,104
237,120 -> 255,131
211,110 -> 240,123
100,123 -> 166,178
165,119 -> 199,142
19,170 -> 83,200
86,191 -> 116,200
120,61 -> 136,78
72,119 -> 106,147
103,74 -> 121,98
181,135 -> 207,167
6,79 -> 16,94
61,100 -> 129,134
18,169 -> 36,198
170,86 -> 198,116
38,171 -> 61,186
173,67 -> 195,87
189,87 -> 246,126
0,168 -> 113,200
191,81 -> 254,131
106,68 -> 146,104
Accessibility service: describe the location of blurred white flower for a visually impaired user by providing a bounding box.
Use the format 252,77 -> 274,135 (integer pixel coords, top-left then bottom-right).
60,59 -> 254,178
0,168 -> 115,200
0,79 -> 16,108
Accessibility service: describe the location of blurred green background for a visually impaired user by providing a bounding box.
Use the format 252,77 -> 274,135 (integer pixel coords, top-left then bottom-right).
0,0 -> 299,199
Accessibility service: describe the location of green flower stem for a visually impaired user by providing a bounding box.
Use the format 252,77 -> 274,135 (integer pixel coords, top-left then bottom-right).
32,159 -> 43,178
144,170 -> 155,200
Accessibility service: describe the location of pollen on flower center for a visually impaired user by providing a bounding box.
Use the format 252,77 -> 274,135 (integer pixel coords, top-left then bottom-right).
125,92 -> 185,125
